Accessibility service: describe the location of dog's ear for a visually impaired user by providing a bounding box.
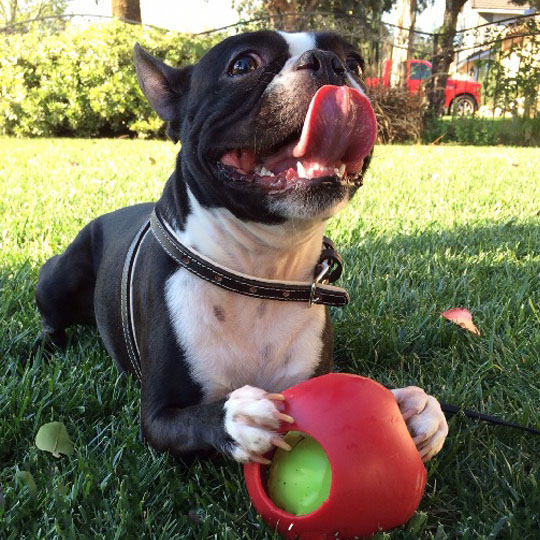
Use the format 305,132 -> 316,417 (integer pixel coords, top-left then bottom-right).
133,44 -> 192,123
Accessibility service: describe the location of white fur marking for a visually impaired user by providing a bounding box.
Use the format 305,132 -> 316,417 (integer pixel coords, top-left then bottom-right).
164,189 -> 327,403
224,385 -> 280,461
278,31 -> 316,58
391,386 -> 449,461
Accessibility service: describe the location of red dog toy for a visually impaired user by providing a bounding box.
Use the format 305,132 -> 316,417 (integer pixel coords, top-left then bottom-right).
244,373 -> 426,539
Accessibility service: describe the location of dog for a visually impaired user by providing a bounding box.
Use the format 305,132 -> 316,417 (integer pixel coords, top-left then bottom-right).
35,30 -> 448,465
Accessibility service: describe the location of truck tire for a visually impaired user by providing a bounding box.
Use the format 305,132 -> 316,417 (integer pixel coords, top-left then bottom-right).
450,95 -> 477,116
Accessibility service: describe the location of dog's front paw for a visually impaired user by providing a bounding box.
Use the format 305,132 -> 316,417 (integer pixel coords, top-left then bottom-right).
391,386 -> 448,462
223,385 -> 294,464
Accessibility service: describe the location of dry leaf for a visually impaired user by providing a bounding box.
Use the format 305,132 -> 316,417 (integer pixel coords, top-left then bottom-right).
442,307 -> 481,336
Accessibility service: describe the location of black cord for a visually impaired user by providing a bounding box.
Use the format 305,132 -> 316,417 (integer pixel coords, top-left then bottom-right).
441,403 -> 540,435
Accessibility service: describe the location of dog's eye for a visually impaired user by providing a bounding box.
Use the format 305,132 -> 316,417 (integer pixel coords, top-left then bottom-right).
346,55 -> 364,77
228,53 -> 261,77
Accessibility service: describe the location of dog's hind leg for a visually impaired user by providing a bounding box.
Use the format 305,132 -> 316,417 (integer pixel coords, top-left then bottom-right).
34,224 -> 99,354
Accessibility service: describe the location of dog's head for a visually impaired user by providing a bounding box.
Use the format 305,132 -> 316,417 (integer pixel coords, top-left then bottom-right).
134,31 -> 376,224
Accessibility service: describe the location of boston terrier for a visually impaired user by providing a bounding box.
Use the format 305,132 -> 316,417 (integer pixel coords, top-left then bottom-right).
35,31 -> 448,464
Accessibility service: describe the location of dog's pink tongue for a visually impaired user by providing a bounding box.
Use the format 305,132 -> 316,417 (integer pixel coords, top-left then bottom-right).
293,85 -> 377,171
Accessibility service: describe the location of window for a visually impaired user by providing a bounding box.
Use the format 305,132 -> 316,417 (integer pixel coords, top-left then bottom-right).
409,62 -> 432,80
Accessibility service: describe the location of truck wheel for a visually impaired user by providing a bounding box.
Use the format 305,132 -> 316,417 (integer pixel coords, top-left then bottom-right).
450,95 -> 477,116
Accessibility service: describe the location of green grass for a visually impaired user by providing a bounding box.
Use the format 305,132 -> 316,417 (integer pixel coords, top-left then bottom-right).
1,138 -> 539,539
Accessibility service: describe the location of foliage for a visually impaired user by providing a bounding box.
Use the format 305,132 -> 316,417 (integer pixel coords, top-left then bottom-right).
0,0 -> 67,28
0,21 -> 223,138
510,0 -> 540,8
422,116 -> 540,145
0,17 -> 421,143
1,138 -> 539,538
231,0 -> 394,30
480,18 -> 540,119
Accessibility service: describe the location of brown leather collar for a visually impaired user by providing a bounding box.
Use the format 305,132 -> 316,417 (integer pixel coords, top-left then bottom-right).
150,208 -> 350,307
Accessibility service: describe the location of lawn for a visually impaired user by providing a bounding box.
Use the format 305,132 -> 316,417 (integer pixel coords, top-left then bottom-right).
1,137 -> 539,539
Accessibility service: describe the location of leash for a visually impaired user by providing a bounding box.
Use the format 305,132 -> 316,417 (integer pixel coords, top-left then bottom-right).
121,206 -> 350,380
441,402 -> 540,435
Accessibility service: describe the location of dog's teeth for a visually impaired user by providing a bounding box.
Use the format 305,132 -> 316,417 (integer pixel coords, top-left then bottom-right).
296,161 -> 307,178
339,164 -> 346,176
258,166 -> 274,177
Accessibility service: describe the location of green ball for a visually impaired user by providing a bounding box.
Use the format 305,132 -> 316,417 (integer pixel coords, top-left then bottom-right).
267,431 -> 332,516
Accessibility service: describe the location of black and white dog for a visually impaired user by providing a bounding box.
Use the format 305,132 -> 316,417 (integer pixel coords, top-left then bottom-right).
35,31 -> 448,464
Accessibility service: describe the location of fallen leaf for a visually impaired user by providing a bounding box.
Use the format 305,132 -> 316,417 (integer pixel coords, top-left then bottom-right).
442,307 -> 481,336
15,471 -> 37,497
35,422 -> 74,458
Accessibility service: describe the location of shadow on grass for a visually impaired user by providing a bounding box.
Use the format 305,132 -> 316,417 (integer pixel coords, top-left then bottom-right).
1,220 -> 539,538
331,219 -> 539,385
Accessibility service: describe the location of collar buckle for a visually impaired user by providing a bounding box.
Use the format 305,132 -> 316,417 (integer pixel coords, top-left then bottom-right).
309,261 -> 330,307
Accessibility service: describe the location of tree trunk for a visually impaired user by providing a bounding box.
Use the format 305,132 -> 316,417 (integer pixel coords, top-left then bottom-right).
8,0 -> 19,23
427,0 -> 467,117
407,0 -> 417,61
262,0 -> 318,32
391,0 -> 413,88
112,0 -> 141,24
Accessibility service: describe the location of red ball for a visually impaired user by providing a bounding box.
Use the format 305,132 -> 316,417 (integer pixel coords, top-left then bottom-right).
244,373 -> 426,539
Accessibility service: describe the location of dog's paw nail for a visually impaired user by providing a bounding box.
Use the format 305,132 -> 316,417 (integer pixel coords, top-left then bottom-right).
402,408 -> 417,420
274,411 -> 294,424
413,432 -> 428,445
266,393 -> 286,401
419,446 -> 434,461
271,437 -> 292,451
249,454 -> 272,465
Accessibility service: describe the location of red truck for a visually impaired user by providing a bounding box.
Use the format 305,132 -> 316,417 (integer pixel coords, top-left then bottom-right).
366,59 -> 481,115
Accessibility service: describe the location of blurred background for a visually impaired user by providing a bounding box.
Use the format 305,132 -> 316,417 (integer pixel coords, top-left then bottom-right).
1,0 -> 539,145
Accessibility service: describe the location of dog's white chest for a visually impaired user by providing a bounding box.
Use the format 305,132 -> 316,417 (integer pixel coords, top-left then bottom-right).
165,269 -> 326,402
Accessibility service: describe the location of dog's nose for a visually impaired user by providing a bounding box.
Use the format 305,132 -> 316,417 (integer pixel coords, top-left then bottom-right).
296,50 -> 346,78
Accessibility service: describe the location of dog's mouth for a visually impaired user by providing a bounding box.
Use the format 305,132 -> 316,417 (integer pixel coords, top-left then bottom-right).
218,85 -> 377,192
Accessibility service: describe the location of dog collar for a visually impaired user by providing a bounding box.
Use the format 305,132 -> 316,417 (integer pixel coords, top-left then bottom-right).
150,208 -> 350,307
121,207 -> 349,380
